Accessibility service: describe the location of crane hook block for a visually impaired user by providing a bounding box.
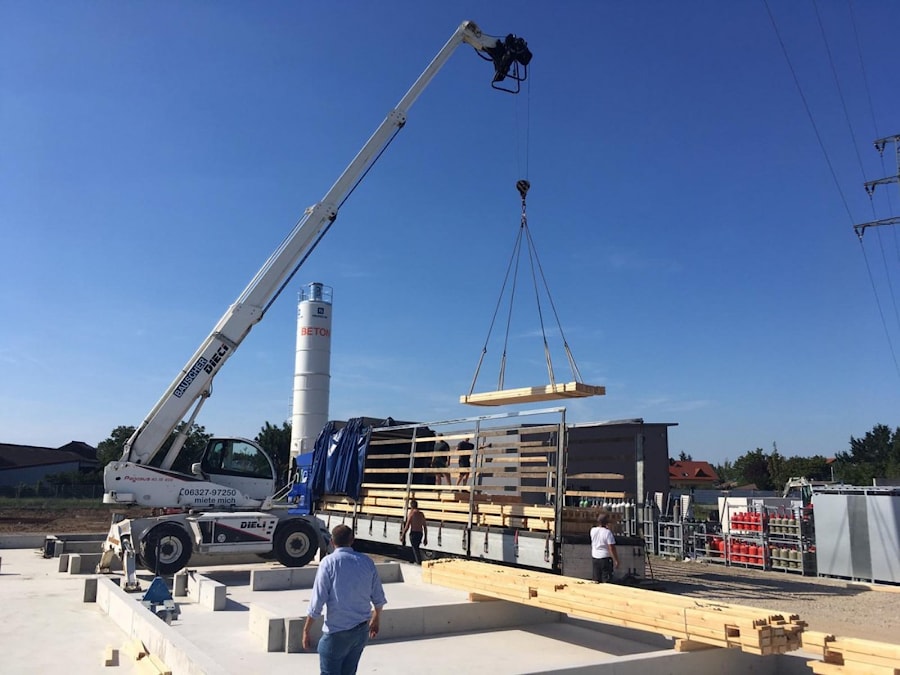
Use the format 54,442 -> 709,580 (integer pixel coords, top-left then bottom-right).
516,179 -> 530,200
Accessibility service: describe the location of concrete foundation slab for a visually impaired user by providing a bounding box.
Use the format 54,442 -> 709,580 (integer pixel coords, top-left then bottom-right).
0,545 -> 823,674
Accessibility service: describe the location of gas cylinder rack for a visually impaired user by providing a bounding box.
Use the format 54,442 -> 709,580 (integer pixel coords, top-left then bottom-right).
722,504 -> 767,569
766,506 -> 816,575
656,517 -> 685,559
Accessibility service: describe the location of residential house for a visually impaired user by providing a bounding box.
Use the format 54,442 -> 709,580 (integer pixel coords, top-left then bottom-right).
668,459 -> 719,490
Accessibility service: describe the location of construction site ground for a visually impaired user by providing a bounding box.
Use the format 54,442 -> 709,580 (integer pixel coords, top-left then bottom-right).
1,515 -> 899,673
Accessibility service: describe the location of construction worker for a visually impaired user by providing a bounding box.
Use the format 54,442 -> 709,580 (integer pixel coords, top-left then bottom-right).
400,499 -> 428,564
590,512 -> 620,583
456,438 -> 474,486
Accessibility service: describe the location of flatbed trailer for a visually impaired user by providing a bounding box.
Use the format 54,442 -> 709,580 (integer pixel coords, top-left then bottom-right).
313,407 -> 648,580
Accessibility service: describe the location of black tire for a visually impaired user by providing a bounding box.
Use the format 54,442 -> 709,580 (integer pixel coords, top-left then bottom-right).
141,523 -> 192,575
273,519 -> 317,568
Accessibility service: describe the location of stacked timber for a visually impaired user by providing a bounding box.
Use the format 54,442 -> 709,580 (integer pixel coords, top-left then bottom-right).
318,488 -> 626,535
803,631 -> 900,674
318,489 -> 557,530
422,559 -> 806,656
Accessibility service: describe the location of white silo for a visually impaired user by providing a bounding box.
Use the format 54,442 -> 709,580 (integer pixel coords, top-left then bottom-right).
290,282 -> 333,458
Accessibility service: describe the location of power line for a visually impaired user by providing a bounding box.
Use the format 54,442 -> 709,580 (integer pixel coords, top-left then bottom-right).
763,0 -> 900,381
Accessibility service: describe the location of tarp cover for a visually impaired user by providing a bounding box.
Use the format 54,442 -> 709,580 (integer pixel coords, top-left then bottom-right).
309,418 -> 371,501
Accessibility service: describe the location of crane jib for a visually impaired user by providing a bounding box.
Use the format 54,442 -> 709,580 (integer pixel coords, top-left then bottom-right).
173,343 -> 230,398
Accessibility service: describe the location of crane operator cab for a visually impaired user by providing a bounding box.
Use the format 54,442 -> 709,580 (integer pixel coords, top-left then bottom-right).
190,438 -> 277,502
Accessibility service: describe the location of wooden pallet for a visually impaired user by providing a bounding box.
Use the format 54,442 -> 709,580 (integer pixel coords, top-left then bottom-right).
421,559 -> 807,657
460,382 -> 606,406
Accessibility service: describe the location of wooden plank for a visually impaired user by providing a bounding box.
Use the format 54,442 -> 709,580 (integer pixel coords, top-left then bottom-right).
460,382 -> 606,406
565,472 -> 626,480
122,639 -> 148,662
136,653 -> 172,675
674,639 -> 720,652
830,638 -> 900,661
422,559 -> 812,658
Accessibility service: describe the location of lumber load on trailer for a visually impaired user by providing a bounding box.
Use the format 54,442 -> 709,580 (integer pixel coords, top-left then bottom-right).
422,559 -> 806,656
803,631 -> 900,674
460,381 -> 605,406
319,488 -> 629,535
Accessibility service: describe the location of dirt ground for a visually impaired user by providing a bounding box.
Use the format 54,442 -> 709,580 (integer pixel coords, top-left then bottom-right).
3,508 -> 898,645
0,507 -> 147,534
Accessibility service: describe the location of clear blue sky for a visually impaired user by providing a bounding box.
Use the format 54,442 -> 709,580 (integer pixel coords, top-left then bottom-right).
3,1 -> 899,465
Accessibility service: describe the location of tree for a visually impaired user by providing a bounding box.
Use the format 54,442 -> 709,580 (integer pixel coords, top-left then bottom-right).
678,451 -> 693,461
769,455 -> 831,492
96,426 -> 136,466
157,423 -> 212,475
713,459 -> 736,485
96,423 -> 210,475
732,448 -> 774,491
256,421 -> 292,480
833,424 -> 900,484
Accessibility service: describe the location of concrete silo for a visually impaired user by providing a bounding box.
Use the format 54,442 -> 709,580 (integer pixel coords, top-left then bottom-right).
289,282 -> 333,458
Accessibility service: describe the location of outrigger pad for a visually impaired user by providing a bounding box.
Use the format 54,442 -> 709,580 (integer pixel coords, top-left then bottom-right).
142,576 -> 173,605
460,382 -> 606,406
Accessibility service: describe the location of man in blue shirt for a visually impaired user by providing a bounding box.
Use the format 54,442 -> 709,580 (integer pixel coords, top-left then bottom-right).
302,524 -> 387,674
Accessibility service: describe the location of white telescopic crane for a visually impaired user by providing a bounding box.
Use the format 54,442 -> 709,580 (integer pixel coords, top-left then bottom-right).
103,21 -> 532,508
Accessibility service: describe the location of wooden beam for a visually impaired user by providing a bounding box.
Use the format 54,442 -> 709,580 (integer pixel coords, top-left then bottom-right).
422,559 -> 810,657
460,382 -> 606,406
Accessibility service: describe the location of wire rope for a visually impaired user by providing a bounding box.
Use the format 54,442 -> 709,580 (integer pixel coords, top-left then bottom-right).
814,0 -> 900,334
764,0 -> 900,379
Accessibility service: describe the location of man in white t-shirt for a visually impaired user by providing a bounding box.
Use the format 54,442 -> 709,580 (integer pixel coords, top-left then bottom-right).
589,512 -> 620,583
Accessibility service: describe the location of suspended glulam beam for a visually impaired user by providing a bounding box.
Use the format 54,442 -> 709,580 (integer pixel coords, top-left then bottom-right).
460,381 -> 605,407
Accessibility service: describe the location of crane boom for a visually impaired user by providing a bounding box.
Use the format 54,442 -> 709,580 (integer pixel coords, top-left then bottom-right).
121,21 -> 531,469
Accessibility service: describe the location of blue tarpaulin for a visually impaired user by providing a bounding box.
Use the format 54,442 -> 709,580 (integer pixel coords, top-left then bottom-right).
308,418 -> 371,501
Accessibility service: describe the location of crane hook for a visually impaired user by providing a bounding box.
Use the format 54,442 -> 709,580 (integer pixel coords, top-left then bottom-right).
516,179 -> 530,201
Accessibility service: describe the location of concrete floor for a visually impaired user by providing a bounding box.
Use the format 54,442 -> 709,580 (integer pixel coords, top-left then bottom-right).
0,535 -> 820,675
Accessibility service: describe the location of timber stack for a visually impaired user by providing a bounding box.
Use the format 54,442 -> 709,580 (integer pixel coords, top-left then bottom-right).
422,559 -> 806,656
802,631 -> 900,674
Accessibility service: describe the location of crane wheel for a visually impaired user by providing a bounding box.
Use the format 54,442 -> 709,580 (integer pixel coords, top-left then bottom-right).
141,523 -> 192,575
273,520 -> 317,568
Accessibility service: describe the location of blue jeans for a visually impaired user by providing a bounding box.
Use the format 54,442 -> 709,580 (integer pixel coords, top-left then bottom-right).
318,620 -> 370,675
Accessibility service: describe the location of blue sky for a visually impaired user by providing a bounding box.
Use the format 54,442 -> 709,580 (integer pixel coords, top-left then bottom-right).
2,1 -> 899,465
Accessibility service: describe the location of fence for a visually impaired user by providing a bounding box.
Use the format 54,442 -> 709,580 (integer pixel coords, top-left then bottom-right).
0,483 -> 105,499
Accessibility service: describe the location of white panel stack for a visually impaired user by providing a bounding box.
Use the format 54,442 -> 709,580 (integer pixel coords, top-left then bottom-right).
290,282 -> 333,458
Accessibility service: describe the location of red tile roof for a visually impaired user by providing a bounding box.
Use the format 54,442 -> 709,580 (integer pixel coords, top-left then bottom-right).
668,460 -> 719,483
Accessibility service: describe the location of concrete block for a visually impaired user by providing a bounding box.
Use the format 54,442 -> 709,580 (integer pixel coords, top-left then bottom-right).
61,540 -> 104,554
53,539 -> 65,558
57,553 -> 69,573
249,603 -> 285,652
378,606 -> 425,639
251,566 -> 311,591
198,578 -> 226,611
96,577 -> 228,675
250,561 -> 404,591
285,616 -> 317,653
83,576 -> 98,603
67,552 -> 102,575
173,571 -> 188,597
